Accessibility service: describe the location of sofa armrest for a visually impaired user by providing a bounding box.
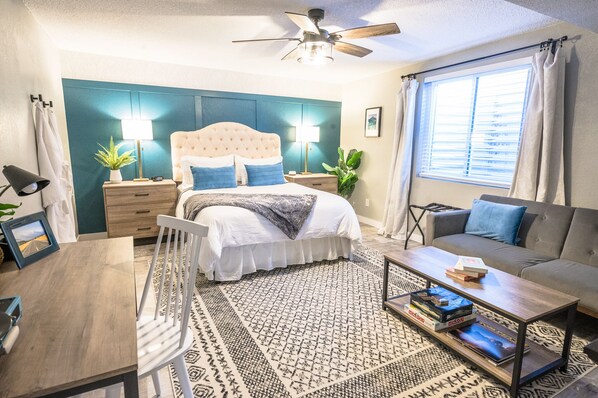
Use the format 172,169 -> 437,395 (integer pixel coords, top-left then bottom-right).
425,210 -> 471,245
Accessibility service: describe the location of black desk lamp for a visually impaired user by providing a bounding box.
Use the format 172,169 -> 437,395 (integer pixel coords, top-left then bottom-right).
0,165 -> 50,197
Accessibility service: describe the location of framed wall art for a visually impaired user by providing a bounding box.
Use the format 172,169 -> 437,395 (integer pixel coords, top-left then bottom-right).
364,107 -> 381,137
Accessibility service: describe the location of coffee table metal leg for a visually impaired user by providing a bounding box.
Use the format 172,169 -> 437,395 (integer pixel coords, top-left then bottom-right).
382,258 -> 389,310
123,370 -> 139,398
560,305 -> 577,370
509,322 -> 527,397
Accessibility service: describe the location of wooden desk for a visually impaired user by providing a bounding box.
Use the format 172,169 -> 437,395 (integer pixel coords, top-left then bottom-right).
0,238 -> 138,398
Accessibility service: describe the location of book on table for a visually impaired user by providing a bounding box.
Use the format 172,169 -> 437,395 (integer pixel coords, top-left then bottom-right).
402,303 -> 477,332
445,268 -> 480,281
455,256 -> 488,274
448,321 -> 530,366
410,287 -> 473,322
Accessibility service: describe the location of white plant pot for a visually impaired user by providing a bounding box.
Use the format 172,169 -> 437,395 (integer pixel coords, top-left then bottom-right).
109,169 -> 123,184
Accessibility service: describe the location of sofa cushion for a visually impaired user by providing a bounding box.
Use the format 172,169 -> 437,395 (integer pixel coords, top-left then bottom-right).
560,208 -> 598,266
432,234 -> 555,276
480,194 -> 575,258
465,199 -> 526,245
521,259 -> 597,313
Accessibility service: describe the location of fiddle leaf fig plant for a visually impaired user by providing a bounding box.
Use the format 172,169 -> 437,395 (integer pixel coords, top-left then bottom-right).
94,136 -> 136,170
322,147 -> 363,199
0,185 -> 21,222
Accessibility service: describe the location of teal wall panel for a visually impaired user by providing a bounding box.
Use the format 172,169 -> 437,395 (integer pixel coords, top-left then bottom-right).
257,100 -> 303,173
201,97 -> 257,128
304,103 -> 342,172
63,79 -> 341,234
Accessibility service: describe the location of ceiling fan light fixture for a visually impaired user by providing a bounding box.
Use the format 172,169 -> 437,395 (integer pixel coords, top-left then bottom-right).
297,41 -> 333,65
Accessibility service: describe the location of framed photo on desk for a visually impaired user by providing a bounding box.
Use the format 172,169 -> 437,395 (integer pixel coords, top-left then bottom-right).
0,212 -> 59,269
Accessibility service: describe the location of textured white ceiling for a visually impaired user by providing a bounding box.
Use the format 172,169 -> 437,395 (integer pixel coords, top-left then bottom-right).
506,0 -> 598,33
23,0 -> 557,84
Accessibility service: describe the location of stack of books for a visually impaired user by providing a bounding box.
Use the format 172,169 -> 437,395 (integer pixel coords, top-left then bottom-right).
402,287 -> 477,332
445,256 -> 488,281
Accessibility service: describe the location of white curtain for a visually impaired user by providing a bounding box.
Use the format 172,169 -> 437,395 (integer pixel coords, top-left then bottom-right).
378,78 -> 419,239
33,103 -> 77,243
509,45 -> 565,204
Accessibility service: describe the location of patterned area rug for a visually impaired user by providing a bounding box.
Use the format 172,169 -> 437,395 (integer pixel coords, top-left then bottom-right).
164,246 -> 595,397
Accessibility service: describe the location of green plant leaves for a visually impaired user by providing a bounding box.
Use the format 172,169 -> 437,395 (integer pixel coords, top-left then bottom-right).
94,136 -> 136,170
322,146 -> 363,199
0,202 -> 20,221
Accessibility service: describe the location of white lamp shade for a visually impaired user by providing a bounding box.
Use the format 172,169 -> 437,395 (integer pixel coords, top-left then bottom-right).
121,119 -> 153,140
296,126 -> 320,143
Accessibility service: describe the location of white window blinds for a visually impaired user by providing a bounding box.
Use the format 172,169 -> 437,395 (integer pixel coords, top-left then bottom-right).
418,62 -> 532,187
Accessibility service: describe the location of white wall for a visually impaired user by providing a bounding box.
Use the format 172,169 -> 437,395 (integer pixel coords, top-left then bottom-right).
0,0 -> 68,217
61,51 -> 342,101
341,22 -> 598,223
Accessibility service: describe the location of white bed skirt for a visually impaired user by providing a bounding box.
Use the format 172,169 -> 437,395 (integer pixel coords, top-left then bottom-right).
208,237 -> 355,281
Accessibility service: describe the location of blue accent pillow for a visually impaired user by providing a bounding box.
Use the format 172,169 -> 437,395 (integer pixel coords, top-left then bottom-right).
191,165 -> 237,190
464,199 -> 527,245
245,162 -> 286,186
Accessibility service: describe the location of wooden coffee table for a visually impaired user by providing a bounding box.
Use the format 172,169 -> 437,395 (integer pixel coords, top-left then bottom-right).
382,246 -> 579,398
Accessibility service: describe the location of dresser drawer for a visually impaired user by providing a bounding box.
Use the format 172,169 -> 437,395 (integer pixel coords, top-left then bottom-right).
104,185 -> 176,207
301,180 -> 337,193
106,203 -> 175,225
107,222 -> 162,239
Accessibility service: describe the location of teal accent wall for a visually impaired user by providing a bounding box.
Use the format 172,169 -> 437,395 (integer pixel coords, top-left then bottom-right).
62,79 -> 341,234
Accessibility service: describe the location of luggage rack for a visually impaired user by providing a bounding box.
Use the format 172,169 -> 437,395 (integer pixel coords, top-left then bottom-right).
405,202 -> 461,249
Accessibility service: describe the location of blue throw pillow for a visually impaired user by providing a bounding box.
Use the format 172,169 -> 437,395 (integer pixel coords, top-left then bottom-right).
191,165 -> 237,190
464,199 -> 527,245
245,162 -> 286,186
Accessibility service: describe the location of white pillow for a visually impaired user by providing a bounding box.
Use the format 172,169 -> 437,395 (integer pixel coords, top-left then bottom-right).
235,155 -> 283,185
180,155 -> 234,186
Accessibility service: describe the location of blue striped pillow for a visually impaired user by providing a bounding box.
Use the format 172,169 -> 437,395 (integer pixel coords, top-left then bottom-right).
245,162 -> 286,186
191,165 -> 237,190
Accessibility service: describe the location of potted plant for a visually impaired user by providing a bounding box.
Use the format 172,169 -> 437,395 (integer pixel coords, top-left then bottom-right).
94,136 -> 136,183
0,186 -> 20,264
322,147 -> 363,199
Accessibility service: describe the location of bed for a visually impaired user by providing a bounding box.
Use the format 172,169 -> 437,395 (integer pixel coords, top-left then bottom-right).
171,122 -> 362,281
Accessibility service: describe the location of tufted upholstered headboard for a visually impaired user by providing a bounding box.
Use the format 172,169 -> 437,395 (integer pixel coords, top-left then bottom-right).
170,122 -> 281,182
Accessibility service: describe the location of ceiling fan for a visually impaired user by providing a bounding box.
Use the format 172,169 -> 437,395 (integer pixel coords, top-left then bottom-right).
232,8 -> 401,65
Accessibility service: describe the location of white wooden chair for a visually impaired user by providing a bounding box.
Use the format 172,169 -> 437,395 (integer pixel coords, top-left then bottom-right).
106,215 -> 208,398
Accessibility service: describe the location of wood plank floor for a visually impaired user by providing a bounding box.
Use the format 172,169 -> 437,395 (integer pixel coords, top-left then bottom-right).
84,223 -> 597,397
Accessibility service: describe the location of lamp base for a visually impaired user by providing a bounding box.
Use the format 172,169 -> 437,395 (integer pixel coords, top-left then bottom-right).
133,177 -> 150,182
300,171 -> 313,175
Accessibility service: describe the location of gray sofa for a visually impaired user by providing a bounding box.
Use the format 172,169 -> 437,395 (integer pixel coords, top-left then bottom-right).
425,194 -> 598,316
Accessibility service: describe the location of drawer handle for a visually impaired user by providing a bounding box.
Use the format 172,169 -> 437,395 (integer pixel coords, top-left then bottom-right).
137,227 -> 152,231
136,209 -> 151,214
135,193 -> 150,197
312,183 -> 322,186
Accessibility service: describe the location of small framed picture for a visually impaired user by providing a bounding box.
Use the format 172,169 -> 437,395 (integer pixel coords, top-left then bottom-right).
0,212 -> 59,269
364,107 -> 382,137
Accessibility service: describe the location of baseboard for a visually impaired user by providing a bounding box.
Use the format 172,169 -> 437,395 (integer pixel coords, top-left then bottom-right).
356,215 -> 382,229
77,232 -> 107,241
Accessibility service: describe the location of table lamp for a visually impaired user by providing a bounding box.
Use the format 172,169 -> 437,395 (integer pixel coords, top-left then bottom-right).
1,165 -> 50,197
121,119 -> 153,182
296,126 -> 320,174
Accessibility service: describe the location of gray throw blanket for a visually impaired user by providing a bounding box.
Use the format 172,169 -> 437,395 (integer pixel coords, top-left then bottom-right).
183,193 -> 317,239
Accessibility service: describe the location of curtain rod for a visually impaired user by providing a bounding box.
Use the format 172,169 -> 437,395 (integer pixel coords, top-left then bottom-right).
401,35 -> 568,80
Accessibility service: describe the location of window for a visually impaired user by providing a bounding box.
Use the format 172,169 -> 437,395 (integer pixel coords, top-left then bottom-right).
418,60 -> 532,187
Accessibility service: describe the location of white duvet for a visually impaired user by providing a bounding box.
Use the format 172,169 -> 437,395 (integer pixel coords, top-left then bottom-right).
176,182 -> 362,279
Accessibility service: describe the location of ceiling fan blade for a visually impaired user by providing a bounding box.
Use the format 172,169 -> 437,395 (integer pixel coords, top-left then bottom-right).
334,41 -> 372,57
333,23 -> 400,39
281,46 -> 300,61
232,37 -> 301,43
285,12 -> 319,34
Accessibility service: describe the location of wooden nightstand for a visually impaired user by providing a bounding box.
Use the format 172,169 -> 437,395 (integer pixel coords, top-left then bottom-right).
285,173 -> 337,194
103,179 -> 177,239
